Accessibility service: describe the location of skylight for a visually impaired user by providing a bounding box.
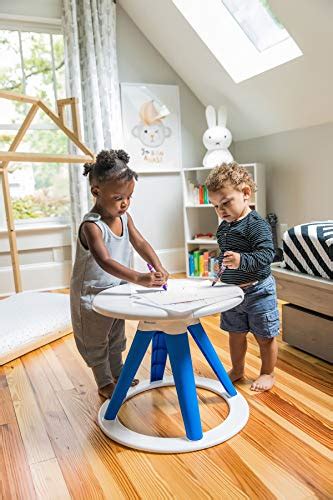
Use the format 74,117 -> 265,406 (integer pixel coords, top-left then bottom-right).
222,0 -> 290,52
172,0 -> 302,83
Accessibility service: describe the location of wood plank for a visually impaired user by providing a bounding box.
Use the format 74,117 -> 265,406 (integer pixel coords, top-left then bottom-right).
38,101 -> 94,158
0,151 -> 93,163
0,103 -> 39,169
275,350 -> 332,395
0,424 -> 36,499
50,336 -> 97,390
1,167 -> 22,291
206,444 -> 275,499
116,452 -> 179,498
4,358 -> 55,465
228,435 -> 316,499
56,102 -> 66,126
30,459 -> 71,500
0,366 -> 16,425
249,396 -> 331,459
57,388 -> 139,499
40,344 -> 74,391
56,97 -> 77,106
241,408 -> 333,497
0,90 -> 38,103
70,99 -> 81,140
22,350 -> 106,499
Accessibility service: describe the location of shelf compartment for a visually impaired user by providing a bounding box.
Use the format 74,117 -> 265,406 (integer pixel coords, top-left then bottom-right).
187,239 -> 218,245
185,204 -> 214,208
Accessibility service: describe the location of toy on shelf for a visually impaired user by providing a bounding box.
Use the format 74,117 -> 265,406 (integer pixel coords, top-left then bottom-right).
193,232 -> 215,240
266,213 -> 283,262
203,105 -> 233,168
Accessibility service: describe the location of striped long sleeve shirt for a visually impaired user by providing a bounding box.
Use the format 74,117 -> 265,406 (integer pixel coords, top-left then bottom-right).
216,210 -> 275,285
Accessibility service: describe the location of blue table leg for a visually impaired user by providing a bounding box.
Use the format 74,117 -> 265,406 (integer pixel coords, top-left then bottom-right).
165,332 -> 203,441
150,332 -> 168,382
104,330 -> 153,420
188,322 -> 237,397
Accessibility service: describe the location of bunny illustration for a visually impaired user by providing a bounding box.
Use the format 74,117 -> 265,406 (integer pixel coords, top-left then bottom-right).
203,105 -> 233,168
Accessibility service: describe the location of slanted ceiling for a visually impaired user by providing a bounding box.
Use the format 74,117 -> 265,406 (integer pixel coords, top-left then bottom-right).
119,0 -> 333,141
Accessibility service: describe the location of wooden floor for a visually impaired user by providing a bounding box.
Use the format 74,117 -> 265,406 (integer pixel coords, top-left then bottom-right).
0,292 -> 332,499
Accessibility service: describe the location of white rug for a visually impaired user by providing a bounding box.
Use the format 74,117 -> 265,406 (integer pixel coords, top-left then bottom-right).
0,292 -> 72,365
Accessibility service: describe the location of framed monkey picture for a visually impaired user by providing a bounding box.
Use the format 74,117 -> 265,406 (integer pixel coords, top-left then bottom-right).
120,83 -> 182,172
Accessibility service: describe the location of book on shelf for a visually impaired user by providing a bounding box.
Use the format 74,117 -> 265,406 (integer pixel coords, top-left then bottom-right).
203,185 -> 209,204
192,249 -> 201,276
188,248 -> 219,278
187,182 -> 211,205
199,185 -> 204,204
188,252 -> 195,276
199,254 -> 204,275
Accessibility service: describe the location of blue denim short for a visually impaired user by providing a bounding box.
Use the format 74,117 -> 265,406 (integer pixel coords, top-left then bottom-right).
220,275 -> 280,338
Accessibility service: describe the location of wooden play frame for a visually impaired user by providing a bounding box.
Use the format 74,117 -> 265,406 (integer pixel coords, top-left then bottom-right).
0,90 -> 95,293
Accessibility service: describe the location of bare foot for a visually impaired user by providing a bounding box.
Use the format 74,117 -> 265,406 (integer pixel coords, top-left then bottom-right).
251,374 -> 275,392
114,377 -> 140,387
98,383 -> 115,399
228,369 -> 244,383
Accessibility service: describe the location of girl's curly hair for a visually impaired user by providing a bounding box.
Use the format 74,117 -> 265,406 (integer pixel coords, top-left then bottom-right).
83,149 -> 138,184
205,162 -> 256,193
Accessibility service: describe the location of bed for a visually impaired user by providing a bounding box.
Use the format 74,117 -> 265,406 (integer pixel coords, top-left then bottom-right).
271,221 -> 332,362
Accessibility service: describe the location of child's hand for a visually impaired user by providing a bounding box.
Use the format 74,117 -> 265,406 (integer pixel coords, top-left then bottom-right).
154,266 -> 169,283
223,251 -> 241,269
137,272 -> 166,288
214,262 -> 220,273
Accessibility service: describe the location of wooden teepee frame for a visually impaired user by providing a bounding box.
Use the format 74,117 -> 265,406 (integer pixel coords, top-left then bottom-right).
0,90 -> 95,293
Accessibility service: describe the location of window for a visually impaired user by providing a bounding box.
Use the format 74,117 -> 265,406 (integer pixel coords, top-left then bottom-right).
0,27 -> 70,226
223,0 -> 290,52
172,0 -> 302,83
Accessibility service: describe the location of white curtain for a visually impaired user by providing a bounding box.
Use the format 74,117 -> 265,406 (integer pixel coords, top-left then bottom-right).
62,0 -> 123,252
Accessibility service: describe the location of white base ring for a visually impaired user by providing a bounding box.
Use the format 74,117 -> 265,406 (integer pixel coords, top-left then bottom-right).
98,376 -> 249,453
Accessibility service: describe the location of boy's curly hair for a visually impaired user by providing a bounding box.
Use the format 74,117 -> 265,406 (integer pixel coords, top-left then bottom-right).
83,149 -> 138,184
205,162 -> 256,193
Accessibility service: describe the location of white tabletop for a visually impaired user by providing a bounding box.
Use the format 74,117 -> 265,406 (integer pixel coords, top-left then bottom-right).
93,279 -> 244,322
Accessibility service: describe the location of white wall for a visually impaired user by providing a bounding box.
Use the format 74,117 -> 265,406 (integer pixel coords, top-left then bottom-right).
0,0 -> 61,19
117,6 -> 206,272
234,122 -> 333,233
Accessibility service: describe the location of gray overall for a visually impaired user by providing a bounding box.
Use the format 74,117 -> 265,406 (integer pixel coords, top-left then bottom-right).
70,212 -> 132,389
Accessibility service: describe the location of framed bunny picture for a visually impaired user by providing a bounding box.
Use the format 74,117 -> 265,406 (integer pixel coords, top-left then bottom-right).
120,83 -> 182,173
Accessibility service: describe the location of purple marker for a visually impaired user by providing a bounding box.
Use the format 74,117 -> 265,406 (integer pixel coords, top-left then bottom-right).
147,263 -> 168,291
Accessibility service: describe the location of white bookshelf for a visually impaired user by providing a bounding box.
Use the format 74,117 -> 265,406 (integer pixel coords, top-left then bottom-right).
181,163 -> 266,278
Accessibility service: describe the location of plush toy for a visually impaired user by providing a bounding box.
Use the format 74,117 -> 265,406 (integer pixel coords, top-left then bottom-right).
203,105 -> 233,168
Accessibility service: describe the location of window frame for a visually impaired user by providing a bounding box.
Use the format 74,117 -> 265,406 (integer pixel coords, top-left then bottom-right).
0,16 -> 70,228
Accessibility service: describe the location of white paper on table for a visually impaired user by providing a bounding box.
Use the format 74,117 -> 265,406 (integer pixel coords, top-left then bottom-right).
138,288 -> 220,305
132,295 -> 227,315
131,280 -> 232,315
103,279 -> 234,315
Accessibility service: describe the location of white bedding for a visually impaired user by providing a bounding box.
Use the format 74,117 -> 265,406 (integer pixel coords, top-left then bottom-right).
0,292 -> 72,365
